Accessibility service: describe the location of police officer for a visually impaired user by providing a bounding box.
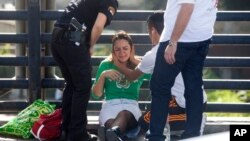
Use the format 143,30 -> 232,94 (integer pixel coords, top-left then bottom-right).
50,0 -> 118,141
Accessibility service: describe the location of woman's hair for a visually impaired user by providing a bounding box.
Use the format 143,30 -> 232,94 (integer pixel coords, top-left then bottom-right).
107,30 -> 136,69
111,30 -> 133,49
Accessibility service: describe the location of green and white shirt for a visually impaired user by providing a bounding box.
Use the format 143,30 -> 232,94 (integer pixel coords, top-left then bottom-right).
92,59 -> 150,100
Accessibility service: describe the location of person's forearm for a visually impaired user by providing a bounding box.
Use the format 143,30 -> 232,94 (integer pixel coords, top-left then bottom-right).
90,13 -> 106,48
119,65 -> 137,81
92,74 -> 105,97
116,64 -> 142,81
90,25 -> 103,47
170,3 -> 194,43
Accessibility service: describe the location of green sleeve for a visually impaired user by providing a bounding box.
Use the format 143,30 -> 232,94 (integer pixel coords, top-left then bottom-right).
91,60 -> 109,99
94,61 -> 108,84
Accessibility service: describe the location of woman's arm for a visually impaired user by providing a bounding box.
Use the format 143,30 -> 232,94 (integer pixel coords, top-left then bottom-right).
92,70 -> 121,97
92,72 -> 106,98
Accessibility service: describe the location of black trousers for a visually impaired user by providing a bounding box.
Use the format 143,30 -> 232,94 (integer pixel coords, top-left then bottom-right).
50,27 -> 92,141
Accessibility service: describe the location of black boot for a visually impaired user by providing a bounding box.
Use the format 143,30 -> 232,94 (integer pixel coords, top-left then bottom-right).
58,130 -> 67,141
86,133 -> 98,141
98,126 -> 106,141
67,131 -> 97,141
106,126 -> 123,141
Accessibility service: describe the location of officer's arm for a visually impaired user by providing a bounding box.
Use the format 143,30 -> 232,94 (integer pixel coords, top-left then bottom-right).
90,13 -> 107,49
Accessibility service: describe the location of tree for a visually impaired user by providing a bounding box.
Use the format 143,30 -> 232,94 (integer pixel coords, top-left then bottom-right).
144,0 -> 166,10
221,0 -> 250,10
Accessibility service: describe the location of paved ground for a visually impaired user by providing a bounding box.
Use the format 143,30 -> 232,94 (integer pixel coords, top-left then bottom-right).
1,114 -> 250,141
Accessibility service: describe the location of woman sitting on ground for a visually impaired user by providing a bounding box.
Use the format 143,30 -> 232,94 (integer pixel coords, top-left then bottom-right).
92,30 -> 150,141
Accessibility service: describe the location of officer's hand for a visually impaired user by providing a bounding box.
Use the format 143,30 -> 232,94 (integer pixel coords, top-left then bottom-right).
89,46 -> 94,56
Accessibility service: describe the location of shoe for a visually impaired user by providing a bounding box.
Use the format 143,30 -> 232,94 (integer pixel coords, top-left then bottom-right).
181,114 -> 207,139
106,126 -> 123,141
181,113 -> 207,139
56,130 -> 67,141
67,133 -> 97,141
98,126 -> 106,141
86,133 -> 98,141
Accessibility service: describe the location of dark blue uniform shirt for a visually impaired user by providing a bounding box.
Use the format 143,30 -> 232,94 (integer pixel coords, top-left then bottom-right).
55,0 -> 118,43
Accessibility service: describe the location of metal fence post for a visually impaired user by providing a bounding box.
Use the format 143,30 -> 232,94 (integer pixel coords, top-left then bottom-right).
15,0 -> 27,99
27,0 -> 41,104
45,0 -> 55,79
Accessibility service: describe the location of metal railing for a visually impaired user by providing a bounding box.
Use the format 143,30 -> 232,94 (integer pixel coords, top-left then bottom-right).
0,0 -> 250,113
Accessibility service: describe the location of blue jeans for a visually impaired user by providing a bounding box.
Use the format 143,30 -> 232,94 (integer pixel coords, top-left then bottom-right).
147,39 -> 211,141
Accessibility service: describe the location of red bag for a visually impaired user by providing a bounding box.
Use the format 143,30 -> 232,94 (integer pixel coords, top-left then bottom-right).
31,108 -> 62,141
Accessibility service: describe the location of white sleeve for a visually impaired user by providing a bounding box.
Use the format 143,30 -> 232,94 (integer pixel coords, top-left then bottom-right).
173,74 -> 208,108
137,51 -> 155,74
177,0 -> 195,4
202,86 -> 207,103
171,73 -> 186,108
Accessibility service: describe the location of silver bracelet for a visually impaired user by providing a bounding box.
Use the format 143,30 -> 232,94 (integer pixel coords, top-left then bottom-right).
169,40 -> 177,47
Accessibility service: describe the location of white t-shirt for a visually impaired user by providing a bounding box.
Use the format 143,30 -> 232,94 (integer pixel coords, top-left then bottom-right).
160,0 -> 217,42
137,44 -> 207,108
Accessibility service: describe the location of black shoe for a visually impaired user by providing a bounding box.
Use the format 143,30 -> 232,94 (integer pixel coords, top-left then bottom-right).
57,130 -> 67,141
86,133 -> 98,141
106,126 -> 123,141
98,126 -> 106,141
67,133 -> 97,141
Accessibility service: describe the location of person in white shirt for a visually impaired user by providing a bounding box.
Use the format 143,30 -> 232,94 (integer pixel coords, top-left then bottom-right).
147,0 -> 218,140
113,12 -> 207,138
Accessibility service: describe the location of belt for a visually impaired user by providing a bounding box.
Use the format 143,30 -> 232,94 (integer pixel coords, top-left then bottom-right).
53,26 -> 86,46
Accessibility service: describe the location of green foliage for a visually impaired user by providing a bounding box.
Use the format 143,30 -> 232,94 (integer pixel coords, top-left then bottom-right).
203,68 -> 250,117
237,90 -> 250,102
93,44 -> 112,56
221,0 -> 250,10
206,90 -> 250,117
0,44 -> 11,55
207,112 -> 250,117
207,90 -> 242,102
203,68 -> 219,79
0,67 -> 14,78
144,0 -> 166,10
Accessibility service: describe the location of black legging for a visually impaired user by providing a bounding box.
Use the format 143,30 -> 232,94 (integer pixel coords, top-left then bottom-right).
105,110 -> 138,134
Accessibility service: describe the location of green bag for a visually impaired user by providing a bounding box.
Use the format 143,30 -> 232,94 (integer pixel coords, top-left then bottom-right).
0,99 -> 55,139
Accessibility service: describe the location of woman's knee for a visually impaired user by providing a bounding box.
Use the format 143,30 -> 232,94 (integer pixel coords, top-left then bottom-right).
117,110 -> 132,117
104,119 -> 115,128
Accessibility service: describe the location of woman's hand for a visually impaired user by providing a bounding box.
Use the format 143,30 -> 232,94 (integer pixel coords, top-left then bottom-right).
102,69 -> 121,81
89,46 -> 94,56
